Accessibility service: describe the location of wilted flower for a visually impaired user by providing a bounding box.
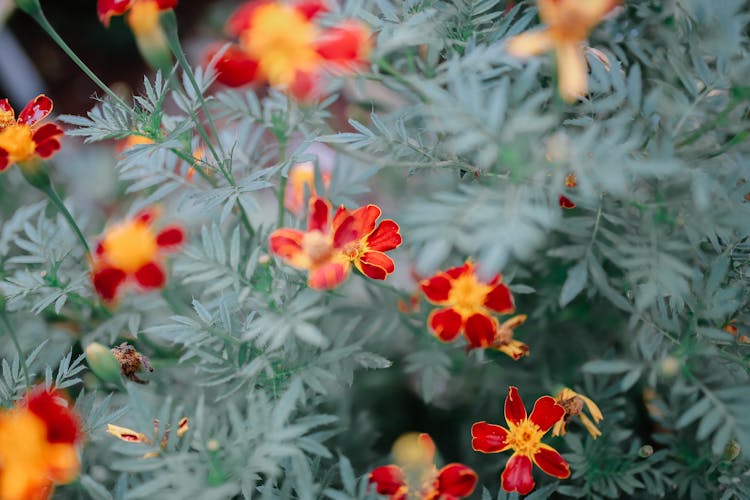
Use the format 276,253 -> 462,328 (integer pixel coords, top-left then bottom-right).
92,208 -> 185,302
0,387 -> 83,500
506,0 -> 619,102
107,416 -> 188,458
0,95 -> 63,172
472,386 -> 569,495
552,387 -> 604,439
369,433 -> 477,500
488,314 -> 530,360
111,342 -> 154,384
420,261 -> 518,350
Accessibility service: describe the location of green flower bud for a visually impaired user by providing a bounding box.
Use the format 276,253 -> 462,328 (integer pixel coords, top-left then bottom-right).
86,342 -> 121,383
17,159 -> 51,190
724,440 -> 741,462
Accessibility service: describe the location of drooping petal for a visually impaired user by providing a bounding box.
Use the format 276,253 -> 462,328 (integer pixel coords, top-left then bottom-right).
417,433 -> 436,463
366,219 -> 402,252
269,228 -> 309,269
307,197 -> 331,232
504,386 -> 527,427
177,417 -> 189,437
421,274 -> 453,303
17,95 -> 53,127
532,444 -> 570,479
579,412 -> 602,439
368,465 -> 406,495
307,260 -> 349,290
471,421 -> 510,453
348,204 -> 382,240
209,44 -> 262,87
156,226 -> 185,249
98,0 -> 134,25
106,424 -> 152,444
484,282 -> 514,314
34,137 -> 62,159
437,463 -> 478,497
26,389 -> 81,444
497,339 -> 529,360
357,251 -> 395,280
528,396 -> 565,433
428,308 -> 464,342
501,453 -> 535,495
506,28 -> 555,57
316,22 -> 371,67
464,313 -> 497,348
93,267 -> 127,302
134,262 -> 167,289
556,42 -> 588,103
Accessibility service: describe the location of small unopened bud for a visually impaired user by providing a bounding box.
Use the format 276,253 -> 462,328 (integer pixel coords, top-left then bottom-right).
660,356 -> 680,378
724,440 -> 741,461
207,439 -> 220,452
85,342 -> 121,383
258,254 -> 271,265
18,159 -> 51,189
638,445 -> 654,458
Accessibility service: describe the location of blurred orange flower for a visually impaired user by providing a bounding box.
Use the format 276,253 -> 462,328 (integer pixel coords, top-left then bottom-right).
0,95 -> 63,173
285,160 -> 332,215
97,0 -> 177,27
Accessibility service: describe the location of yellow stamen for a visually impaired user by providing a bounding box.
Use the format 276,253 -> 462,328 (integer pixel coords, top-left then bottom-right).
448,272 -> 491,318
301,230 -> 334,266
0,108 -> 14,128
102,220 -> 158,273
0,124 -> 36,165
505,419 -> 544,457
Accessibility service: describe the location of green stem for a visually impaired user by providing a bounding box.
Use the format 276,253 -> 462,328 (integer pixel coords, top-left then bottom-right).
677,98 -> 741,148
38,184 -> 91,255
1,313 -> 30,389
276,137 -> 288,228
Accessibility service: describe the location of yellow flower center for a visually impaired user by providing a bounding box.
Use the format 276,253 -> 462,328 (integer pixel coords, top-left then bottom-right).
505,419 -> 544,457
102,220 -> 158,273
240,4 -> 321,86
0,108 -> 14,128
0,124 -> 36,164
302,230 -> 334,266
447,273 -> 491,317
127,0 -> 161,36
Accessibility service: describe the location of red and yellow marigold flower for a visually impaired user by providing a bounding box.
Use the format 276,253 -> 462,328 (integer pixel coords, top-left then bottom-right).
97,0 -> 177,27
210,0 -> 371,100
92,208 -> 185,302
472,386 -> 570,495
369,433 -> 477,500
0,386 -> 83,500
420,261 -> 520,351
559,173 -> 577,209
0,95 -> 63,173
552,387 -> 604,439
506,0 -> 619,102
285,160 -> 332,215
269,197 -> 401,290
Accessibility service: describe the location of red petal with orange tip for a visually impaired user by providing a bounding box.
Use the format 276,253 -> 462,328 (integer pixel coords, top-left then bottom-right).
436,463 -> 478,497
134,262 -> 166,289
308,261 -> 349,290
316,22 -> 371,66
293,0 -> 328,19
307,197 -> 331,232
156,226 -> 185,249
421,274 -> 452,303
504,386 -> 527,427
366,220 -> 402,251
269,228 -> 305,260
347,204 -> 381,239
358,251 -> 395,280
93,266 -> 127,301
97,0 -> 133,25
332,213 -> 361,249
17,95 -> 53,127
210,44 -> 262,87
428,307 -> 463,342
471,421 -> 510,453
559,195 -> 576,209
464,313 -> 497,348
484,282 -> 514,314
368,465 -> 406,495
225,0 -> 271,37
444,261 -> 471,279
26,388 -> 82,444
501,453 -> 535,495
528,396 -> 565,433
533,444 -> 570,479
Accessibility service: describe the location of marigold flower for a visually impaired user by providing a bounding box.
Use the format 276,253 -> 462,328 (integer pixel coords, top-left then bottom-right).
107,416 -> 188,458
0,95 -> 63,173
92,208 -> 185,302
558,173 -> 578,209
369,433 -> 477,500
0,387 -> 83,500
551,387 -> 603,439
97,0 -> 177,27
285,160 -> 332,215
420,261 -> 517,350
211,0 -> 371,100
506,0 -> 619,102
472,386 -> 570,495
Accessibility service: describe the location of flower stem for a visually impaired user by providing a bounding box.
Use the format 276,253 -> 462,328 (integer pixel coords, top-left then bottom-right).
0,313 -> 30,389
38,184 -> 91,256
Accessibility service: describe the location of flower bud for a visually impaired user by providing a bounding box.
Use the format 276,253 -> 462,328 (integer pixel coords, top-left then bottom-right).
17,159 -> 51,189
638,445 -> 654,458
85,342 -> 121,383
724,440 -> 741,462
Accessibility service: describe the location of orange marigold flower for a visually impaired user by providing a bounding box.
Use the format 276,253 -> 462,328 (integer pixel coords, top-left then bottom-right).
369,433 -> 478,500
0,386 -> 83,500
0,95 -> 63,173
472,386 -> 569,495
506,0 -> 620,102
420,261 -> 519,351
552,387 -> 604,439
285,160 -> 332,215
92,208 -> 185,302
97,0 -> 177,27
211,0 -> 371,100
559,173 -> 577,209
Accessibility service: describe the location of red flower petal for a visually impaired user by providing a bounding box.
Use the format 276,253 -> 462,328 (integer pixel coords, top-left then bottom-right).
293,0 -> 328,19
31,122 -> 63,143
0,149 -> 10,172
155,0 -> 178,10
288,69 -> 323,102
366,220 -> 402,252
136,208 -> 157,225
559,195 -> 576,209
528,396 -> 565,433
358,251 -> 395,280
316,22 -> 371,66
134,262 -> 166,289
348,204 -> 381,240
368,465 -> 406,495
210,44 -> 262,87
464,313 -> 497,348
307,197 -> 331,232
418,433 -> 436,463
533,444 -> 570,479
156,226 -> 185,249
308,261 -> 349,290
34,137 -> 62,159
26,388 -> 82,444
484,282 -> 514,314
98,0 -> 133,25
421,274 -> 453,303
0,98 -> 13,117
444,262 -> 471,279
471,421 -> 510,453
93,266 -> 127,302
17,95 -> 53,127
501,453 -> 535,495
225,0 -> 271,37
437,463 -> 478,497
504,386 -> 527,427
428,308 -> 463,342
332,213 -> 360,249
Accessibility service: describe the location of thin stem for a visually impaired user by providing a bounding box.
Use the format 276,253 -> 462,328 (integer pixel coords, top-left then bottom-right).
1,313 -> 30,389
39,184 -> 91,255
277,137 -> 288,228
